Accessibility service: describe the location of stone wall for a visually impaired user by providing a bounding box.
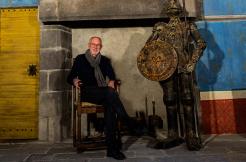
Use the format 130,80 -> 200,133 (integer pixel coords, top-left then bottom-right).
39,25 -> 72,141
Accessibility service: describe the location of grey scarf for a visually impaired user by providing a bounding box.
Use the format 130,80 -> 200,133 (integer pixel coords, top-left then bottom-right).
85,49 -> 107,87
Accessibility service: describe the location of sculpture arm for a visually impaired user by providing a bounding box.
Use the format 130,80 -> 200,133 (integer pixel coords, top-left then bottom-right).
189,23 -> 206,65
185,23 -> 206,72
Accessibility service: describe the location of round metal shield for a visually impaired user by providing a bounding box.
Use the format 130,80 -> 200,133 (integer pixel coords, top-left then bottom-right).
137,40 -> 178,81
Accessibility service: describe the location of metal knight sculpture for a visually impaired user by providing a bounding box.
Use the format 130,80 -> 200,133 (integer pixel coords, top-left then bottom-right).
137,0 -> 206,150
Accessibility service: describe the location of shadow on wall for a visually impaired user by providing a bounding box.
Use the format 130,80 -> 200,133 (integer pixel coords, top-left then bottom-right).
112,32 -> 148,116
112,31 -> 166,122
197,26 -> 225,91
196,23 -> 225,134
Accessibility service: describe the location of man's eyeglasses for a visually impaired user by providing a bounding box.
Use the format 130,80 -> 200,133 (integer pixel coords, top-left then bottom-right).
90,43 -> 101,47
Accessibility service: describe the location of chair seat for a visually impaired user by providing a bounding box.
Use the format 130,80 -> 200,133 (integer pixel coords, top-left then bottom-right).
78,102 -> 104,114
81,102 -> 102,107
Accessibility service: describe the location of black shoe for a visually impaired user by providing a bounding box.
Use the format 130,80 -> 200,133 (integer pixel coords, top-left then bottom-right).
107,151 -> 126,160
186,131 -> 203,151
186,137 -> 203,151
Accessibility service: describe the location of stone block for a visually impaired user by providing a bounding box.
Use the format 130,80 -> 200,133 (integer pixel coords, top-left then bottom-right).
39,71 -> 48,91
41,29 -> 59,48
48,116 -> 62,142
49,70 -> 71,91
42,25 -> 72,32
39,0 -> 58,21
40,49 -> 72,70
60,30 -> 72,50
39,92 -> 63,117
58,0 -> 166,20
38,117 -> 48,141
60,91 -> 72,138
39,91 -> 72,141
41,25 -> 72,49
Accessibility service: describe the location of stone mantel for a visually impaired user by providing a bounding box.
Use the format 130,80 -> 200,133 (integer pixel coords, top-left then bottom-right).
38,0 -> 201,142
39,0 -> 201,22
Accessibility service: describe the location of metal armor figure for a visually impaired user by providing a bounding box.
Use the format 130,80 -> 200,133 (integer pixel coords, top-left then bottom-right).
137,0 -> 206,150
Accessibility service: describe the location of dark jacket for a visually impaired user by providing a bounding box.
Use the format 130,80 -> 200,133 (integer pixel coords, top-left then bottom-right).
67,54 -> 116,87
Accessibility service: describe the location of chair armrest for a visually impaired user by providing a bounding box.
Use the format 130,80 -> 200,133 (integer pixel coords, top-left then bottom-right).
114,79 -> 121,86
114,79 -> 121,93
73,86 -> 81,106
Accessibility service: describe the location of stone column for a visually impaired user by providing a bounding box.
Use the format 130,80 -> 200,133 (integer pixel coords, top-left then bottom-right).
39,25 -> 72,142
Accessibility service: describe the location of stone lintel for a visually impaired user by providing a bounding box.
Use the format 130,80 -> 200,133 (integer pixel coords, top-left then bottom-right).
39,0 -> 200,22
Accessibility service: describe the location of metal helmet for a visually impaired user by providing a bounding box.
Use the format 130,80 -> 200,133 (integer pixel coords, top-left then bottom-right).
166,0 -> 183,16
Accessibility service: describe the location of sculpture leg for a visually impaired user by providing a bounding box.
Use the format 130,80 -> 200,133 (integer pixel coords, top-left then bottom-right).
156,74 -> 184,149
180,73 -> 202,151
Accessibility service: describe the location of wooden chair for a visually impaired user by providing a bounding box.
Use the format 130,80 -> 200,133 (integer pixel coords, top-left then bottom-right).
72,80 -> 122,152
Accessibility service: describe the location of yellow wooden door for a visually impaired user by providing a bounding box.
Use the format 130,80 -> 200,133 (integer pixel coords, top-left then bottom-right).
0,8 -> 39,139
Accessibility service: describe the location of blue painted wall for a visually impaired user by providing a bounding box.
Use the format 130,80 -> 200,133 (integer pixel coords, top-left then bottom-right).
195,0 -> 246,92
196,21 -> 246,91
204,0 -> 246,16
0,0 -> 38,7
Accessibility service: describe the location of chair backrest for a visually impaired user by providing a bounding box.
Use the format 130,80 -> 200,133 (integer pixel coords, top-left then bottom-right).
114,80 -> 121,94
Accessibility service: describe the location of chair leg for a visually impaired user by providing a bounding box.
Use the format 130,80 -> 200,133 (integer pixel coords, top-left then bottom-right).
87,114 -> 91,137
73,106 -> 77,147
77,112 -> 82,143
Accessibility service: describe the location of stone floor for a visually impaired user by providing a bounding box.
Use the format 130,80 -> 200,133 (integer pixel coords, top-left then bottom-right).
0,134 -> 245,162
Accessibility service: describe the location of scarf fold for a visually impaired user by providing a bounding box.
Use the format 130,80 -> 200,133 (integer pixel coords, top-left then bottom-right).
85,49 -> 107,87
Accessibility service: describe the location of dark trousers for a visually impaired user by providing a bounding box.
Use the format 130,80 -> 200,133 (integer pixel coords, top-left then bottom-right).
81,86 -> 133,151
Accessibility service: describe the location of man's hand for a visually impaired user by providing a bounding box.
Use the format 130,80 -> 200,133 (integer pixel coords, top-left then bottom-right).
108,80 -> 115,89
184,62 -> 195,73
73,78 -> 82,89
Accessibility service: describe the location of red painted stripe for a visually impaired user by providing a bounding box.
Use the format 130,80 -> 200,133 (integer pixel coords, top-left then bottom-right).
200,99 -> 246,134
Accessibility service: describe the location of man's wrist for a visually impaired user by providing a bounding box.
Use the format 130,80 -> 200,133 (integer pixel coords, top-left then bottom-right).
73,78 -> 81,87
